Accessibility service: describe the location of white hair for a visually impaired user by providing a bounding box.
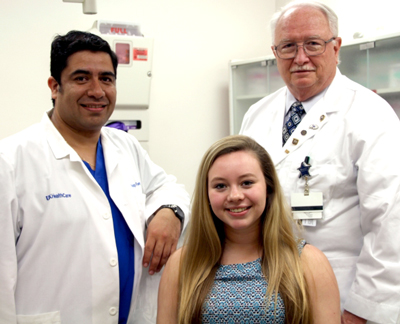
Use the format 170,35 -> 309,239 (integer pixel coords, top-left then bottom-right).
271,0 -> 339,44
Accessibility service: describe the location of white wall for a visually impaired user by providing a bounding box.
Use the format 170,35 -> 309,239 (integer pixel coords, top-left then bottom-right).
0,0 -> 274,196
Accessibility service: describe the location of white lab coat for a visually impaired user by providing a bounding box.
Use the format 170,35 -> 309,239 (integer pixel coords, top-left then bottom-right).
240,69 -> 400,324
0,112 -> 190,324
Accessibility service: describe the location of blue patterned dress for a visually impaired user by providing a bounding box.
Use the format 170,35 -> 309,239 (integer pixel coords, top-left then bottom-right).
201,240 -> 306,323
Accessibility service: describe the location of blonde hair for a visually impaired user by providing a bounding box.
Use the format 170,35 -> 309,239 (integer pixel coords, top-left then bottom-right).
178,135 -> 311,324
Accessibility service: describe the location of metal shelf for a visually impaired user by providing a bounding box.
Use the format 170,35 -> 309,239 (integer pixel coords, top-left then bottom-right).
235,94 -> 267,101
375,88 -> 400,95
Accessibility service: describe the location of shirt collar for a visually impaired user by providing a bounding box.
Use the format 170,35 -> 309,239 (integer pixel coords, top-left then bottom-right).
285,84 -> 330,116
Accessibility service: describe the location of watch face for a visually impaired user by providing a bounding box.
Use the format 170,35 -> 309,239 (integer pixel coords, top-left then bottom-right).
160,204 -> 183,221
172,206 -> 184,221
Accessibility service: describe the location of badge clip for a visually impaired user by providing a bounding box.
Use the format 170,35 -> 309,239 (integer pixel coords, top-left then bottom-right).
292,156 -> 323,225
297,156 -> 311,196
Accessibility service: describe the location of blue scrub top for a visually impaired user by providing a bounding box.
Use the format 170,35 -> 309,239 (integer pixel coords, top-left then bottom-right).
84,138 -> 135,324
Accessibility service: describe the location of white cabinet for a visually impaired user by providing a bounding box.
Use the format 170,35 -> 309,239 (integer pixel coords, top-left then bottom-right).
229,56 -> 285,134
339,33 -> 400,119
229,32 -> 400,135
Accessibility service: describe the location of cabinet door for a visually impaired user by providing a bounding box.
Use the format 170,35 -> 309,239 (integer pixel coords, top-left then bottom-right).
230,59 -> 285,134
339,36 -> 400,118
369,37 -> 400,118
339,44 -> 368,87
230,61 -> 268,134
369,37 -> 400,91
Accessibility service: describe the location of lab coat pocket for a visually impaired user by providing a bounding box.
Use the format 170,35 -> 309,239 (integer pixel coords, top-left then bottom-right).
131,270 -> 162,324
17,311 -> 60,324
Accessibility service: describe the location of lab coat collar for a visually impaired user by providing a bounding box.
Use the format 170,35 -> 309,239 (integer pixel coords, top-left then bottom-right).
322,68 -> 343,114
276,68 -> 343,163
43,110 -> 123,171
285,67 -> 342,115
43,110 -> 81,162
100,129 -> 122,176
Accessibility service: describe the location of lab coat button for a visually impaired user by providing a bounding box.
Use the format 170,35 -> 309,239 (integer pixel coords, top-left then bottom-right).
110,258 -> 118,267
103,213 -> 111,220
109,307 -> 118,316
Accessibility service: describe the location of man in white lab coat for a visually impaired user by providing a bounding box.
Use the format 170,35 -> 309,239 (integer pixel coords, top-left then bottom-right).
0,31 -> 190,324
240,2 -> 400,324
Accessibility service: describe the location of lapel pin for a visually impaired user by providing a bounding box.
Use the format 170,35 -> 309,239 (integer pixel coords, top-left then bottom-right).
301,130 -> 307,136
292,138 -> 299,145
320,115 -> 325,122
309,124 -> 319,130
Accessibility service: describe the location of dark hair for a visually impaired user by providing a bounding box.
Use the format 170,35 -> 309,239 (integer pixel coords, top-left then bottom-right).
50,30 -> 118,86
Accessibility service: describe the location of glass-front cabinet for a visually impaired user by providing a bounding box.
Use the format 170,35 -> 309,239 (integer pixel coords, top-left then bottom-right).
229,32 -> 400,135
229,56 -> 285,134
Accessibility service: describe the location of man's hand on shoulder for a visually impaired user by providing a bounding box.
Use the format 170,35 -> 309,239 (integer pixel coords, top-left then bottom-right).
341,310 -> 367,324
143,208 -> 181,275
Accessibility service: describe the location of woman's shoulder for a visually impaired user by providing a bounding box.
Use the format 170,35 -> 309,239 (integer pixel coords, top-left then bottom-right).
159,248 -> 183,297
165,247 -> 184,269
300,243 -> 329,265
157,249 -> 183,323
300,244 -> 338,290
299,245 -> 341,322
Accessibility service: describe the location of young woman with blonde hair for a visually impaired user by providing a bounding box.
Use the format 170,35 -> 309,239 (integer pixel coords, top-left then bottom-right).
157,135 -> 340,323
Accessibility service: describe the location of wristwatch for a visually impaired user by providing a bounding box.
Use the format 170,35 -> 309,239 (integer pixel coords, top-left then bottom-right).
159,204 -> 185,224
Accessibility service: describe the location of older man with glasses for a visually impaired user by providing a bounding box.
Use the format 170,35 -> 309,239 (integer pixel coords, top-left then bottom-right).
240,1 -> 400,324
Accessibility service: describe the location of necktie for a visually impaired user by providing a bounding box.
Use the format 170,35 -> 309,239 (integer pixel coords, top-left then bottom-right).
282,101 -> 306,145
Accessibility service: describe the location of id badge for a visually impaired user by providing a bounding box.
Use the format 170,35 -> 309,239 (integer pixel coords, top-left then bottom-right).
291,192 -> 323,220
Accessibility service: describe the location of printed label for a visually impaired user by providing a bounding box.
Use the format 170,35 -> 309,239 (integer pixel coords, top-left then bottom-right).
133,48 -> 148,61
46,193 -> 72,201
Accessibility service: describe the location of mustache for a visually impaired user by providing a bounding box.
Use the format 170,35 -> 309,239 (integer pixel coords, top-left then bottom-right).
290,65 -> 316,72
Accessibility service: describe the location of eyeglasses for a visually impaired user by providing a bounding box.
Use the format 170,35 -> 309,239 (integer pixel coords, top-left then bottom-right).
274,37 -> 336,59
